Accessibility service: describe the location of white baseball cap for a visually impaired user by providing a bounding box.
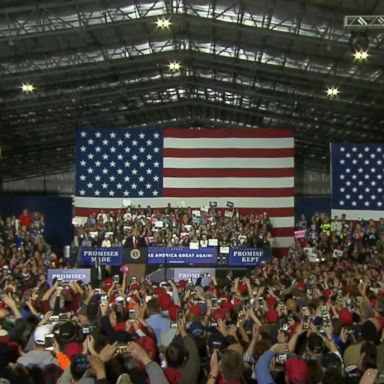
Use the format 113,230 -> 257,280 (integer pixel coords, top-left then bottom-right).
33,325 -> 52,345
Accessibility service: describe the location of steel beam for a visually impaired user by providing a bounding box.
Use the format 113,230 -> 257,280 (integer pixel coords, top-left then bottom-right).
344,15 -> 384,29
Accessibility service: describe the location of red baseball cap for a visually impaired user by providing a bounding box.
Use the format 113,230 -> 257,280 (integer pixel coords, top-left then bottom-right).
265,309 -> 279,324
285,358 -> 308,384
158,294 -> 172,310
189,304 -> 202,316
211,308 -> 226,321
168,305 -> 181,321
266,296 -> 277,309
338,308 -> 353,326
238,284 -> 248,295
104,277 -> 114,289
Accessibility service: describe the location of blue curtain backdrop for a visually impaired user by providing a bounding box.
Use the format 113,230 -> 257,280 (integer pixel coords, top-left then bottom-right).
0,195 -> 72,251
295,196 -> 331,225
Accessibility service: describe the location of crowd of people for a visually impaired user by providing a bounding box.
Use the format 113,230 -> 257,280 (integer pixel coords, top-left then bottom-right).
74,207 -> 273,249
1,208 -> 384,383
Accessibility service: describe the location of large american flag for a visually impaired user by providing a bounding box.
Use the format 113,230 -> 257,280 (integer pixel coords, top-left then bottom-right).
75,127 -> 294,254
331,143 -> 384,220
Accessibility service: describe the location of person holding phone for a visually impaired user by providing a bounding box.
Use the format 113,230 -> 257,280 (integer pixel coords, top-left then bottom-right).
16,324 -> 59,369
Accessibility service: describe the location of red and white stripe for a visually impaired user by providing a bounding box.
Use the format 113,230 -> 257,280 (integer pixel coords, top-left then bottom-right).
75,128 -> 294,255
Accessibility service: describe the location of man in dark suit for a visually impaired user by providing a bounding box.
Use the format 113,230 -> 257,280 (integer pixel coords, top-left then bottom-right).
124,229 -> 147,279
125,229 -> 146,249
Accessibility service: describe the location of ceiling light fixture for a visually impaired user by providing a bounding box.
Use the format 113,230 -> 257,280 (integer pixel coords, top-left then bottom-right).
353,50 -> 369,61
21,83 -> 35,93
155,17 -> 172,30
168,61 -> 181,72
326,87 -> 340,97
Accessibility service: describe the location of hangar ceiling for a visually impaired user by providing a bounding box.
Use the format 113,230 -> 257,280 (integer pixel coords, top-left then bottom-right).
0,0 -> 383,180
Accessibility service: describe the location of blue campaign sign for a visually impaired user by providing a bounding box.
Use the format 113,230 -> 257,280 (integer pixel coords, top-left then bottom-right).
147,247 -> 217,265
80,247 -> 123,266
47,269 -> 91,285
228,247 -> 272,266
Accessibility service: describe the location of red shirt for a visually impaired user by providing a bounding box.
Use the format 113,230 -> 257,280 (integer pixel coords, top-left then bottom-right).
19,213 -> 33,228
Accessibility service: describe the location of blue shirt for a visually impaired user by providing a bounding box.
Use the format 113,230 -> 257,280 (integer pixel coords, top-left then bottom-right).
146,313 -> 171,346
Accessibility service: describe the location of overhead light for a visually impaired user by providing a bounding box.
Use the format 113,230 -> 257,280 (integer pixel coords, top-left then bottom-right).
21,83 -> 35,93
326,87 -> 340,97
168,61 -> 181,72
155,17 -> 172,30
353,50 -> 369,61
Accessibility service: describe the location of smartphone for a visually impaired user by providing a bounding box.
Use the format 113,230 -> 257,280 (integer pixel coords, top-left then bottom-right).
49,315 -> 59,322
128,310 -> 136,320
118,345 -> 129,353
82,325 -> 93,335
209,321 -> 218,327
45,334 -> 54,347
321,306 -> 328,315
100,295 -> 108,305
212,341 -> 223,351
280,323 -> 289,332
170,321 -> 178,329
177,310 -> 184,320
113,275 -> 120,283
303,315 -> 310,330
275,353 -> 288,366
59,313 -> 69,322
322,314 -> 331,328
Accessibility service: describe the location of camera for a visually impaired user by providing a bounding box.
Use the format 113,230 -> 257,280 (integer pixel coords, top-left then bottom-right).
170,322 -> 178,329
49,315 -> 59,322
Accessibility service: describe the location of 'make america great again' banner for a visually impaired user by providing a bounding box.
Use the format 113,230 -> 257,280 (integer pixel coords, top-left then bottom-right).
147,247 -> 217,265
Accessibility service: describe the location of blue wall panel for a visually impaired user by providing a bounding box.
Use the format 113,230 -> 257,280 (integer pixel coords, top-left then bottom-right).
295,196 -> 331,225
0,195 -> 72,251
